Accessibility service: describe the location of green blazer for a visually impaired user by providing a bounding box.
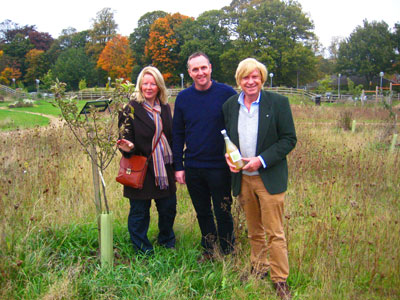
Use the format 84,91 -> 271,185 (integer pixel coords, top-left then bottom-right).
222,90 -> 297,196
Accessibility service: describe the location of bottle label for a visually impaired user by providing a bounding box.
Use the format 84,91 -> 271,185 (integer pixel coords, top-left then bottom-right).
230,150 -> 242,162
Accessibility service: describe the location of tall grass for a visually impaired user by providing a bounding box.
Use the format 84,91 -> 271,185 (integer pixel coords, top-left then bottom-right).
0,104 -> 399,299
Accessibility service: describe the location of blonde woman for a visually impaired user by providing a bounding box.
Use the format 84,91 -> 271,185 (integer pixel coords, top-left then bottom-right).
117,66 -> 176,254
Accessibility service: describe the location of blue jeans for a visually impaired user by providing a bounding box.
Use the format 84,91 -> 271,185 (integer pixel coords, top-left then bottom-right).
128,194 -> 177,253
185,167 -> 235,254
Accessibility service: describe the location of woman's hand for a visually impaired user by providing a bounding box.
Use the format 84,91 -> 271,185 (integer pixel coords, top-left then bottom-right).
117,139 -> 134,152
175,170 -> 186,184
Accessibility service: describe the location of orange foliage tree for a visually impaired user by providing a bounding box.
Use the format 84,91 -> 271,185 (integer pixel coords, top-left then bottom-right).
24,49 -> 46,83
0,67 -> 22,85
145,13 -> 192,85
97,35 -> 134,81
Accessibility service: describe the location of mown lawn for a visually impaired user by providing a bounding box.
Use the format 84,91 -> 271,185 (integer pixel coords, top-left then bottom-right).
0,109 -> 50,131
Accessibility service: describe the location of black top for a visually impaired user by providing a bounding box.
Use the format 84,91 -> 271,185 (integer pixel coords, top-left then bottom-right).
118,100 -> 176,200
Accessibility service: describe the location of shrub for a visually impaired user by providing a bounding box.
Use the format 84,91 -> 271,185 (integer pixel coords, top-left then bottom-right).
337,110 -> 353,130
79,79 -> 87,91
8,99 -> 35,108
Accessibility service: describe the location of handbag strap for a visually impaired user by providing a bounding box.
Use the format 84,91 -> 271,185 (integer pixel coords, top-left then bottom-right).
146,133 -> 163,161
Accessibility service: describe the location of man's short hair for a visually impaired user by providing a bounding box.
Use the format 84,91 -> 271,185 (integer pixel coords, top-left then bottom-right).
235,58 -> 268,87
187,52 -> 211,70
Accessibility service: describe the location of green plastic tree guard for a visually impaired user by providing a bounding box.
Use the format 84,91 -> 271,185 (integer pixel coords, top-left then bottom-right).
100,212 -> 113,267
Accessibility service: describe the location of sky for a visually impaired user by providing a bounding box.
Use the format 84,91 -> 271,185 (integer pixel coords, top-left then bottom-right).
1,0 -> 399,50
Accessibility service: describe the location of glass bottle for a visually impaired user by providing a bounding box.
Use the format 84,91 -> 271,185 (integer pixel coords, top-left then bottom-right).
221,129 -> 244,170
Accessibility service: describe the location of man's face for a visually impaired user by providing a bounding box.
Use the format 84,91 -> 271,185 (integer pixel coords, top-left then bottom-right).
188,55 -> 212,91
240,69 -> 263,99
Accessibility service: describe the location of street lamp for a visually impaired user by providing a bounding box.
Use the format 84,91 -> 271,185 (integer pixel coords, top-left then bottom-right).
338,73 -> 341,99
35,79 -> 40,95
269,72 -> 274,88
379,71 -> 384,95
12,78 -> 15,89
180,73 -> 184,89
107,76 -> 111,88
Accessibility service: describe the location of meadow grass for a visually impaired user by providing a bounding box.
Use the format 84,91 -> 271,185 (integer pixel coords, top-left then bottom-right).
0,103 -> 399,299
0,110 -> 50,131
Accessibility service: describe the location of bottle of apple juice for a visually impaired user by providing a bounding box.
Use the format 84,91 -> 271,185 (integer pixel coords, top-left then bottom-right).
221,129 -> 244,170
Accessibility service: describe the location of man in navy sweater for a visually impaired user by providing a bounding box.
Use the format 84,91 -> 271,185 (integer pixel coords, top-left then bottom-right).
172,52 -> 237,261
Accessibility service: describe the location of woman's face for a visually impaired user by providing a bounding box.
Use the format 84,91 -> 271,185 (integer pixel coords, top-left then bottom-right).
240,68 -> 262,99
141,74 -> 159,102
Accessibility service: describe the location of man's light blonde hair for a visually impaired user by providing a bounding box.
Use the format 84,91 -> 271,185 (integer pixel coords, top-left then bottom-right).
235,58 -> 268,87
133,66 -> 168,104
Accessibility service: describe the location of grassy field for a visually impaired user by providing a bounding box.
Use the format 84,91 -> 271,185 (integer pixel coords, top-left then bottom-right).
0,99 -> 88,131
0,109 -> 50,131
0,99 -> 399,299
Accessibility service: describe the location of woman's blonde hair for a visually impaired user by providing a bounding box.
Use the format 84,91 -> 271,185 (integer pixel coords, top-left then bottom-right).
235,58 -> 268,87
133,66 -> 168,104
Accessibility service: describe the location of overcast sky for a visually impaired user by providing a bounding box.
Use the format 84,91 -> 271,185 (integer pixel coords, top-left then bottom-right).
1,0 -> 399,50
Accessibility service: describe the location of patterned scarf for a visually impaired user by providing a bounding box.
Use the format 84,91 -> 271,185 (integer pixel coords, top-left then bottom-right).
142,99 -> 173,189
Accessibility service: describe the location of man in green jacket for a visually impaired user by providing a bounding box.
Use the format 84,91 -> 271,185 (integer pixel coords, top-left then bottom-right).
222,58 -> 296,300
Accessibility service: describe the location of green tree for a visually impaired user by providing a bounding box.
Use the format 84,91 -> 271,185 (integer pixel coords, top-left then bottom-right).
180,10 -> 233,84
1,33 -> 33,76
79,78 -> 87,90
221,0 -> 317,87
40,69 -> 54,91
90,8 -> 118,45
87,8 -> 118,62
316,75 -> 333,94
46,29 -> 91,70
392,22 -> 400,73
52,48 -> 96,90
347,78 -> 363,98
337,20 -> 395,83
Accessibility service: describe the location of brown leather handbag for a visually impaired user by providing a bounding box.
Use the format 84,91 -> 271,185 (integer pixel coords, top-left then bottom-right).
116,135 -> 162,189
116,155 -> 148,189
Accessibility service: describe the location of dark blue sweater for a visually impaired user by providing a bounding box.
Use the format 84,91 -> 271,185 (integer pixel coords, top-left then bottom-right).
172,81 -> 237,170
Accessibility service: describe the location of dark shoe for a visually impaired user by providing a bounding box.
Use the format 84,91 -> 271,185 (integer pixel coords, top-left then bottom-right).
197,252 -> 214,263
250,266 -> 269,279
274,282 -> 292,300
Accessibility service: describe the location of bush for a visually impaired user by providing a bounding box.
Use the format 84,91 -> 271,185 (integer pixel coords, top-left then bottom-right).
337,110 -> 353,130
8,99 -> 35,108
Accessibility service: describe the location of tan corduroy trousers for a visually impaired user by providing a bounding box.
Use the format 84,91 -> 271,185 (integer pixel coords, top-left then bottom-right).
239,174 -> 289,283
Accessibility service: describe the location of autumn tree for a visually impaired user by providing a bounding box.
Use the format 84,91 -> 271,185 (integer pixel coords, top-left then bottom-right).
24,49 -> 48,84
129,10 -> 168,77
0,20 -> 53,87
97,35 -> 134,81
145,13 -> 193,85
0,67 -> 21,85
